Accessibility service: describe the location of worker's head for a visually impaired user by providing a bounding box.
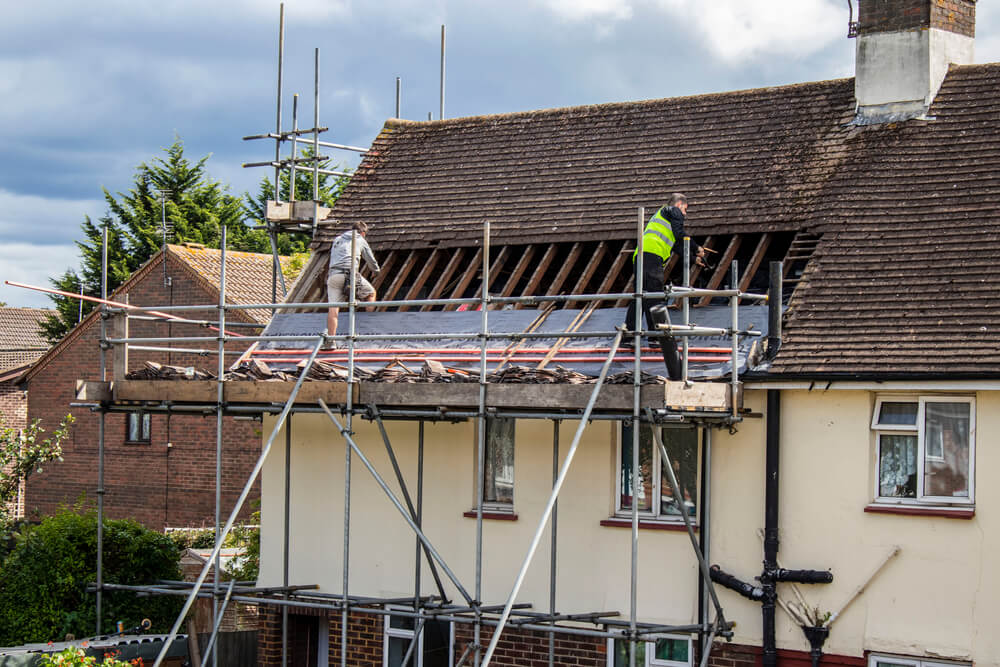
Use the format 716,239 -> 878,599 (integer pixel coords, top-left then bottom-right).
669,192 -> 688,215
353,221 -> 369,236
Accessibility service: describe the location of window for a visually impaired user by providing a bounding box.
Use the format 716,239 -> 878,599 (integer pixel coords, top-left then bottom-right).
868,653 -> 970,667
125,411 -> 151,443
383,608 -> 453,667
483,417 -> 515,507
617,424 -> 699,521
871,396 -> 974,505
608,635 -> 692,667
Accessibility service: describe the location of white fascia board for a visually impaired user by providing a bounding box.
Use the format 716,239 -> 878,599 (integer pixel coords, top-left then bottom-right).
745,380 -> 1000,391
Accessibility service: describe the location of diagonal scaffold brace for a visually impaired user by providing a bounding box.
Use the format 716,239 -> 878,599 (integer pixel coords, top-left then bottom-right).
152,336 -> 326,667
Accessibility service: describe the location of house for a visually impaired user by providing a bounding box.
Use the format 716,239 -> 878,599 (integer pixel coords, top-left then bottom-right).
90,1 -> 1000,667
0,306 -> 53,518
21,243 -> 292,529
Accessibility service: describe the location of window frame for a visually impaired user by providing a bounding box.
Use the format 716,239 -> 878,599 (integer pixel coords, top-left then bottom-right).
480,417 -> 515,513
871,395 -> 975,506
382,606 -> 454,667
867,653 -> 970,667
606,634 -> 693,667
614,423 -> 701,523
124,411 -> 152,444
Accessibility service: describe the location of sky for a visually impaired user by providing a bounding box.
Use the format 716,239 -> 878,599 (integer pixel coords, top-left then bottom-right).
2,0 -> 1000,308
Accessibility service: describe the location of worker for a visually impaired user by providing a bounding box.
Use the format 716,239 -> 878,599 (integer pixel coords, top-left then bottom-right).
325,221 -> 381,347
624,193 -> 702,380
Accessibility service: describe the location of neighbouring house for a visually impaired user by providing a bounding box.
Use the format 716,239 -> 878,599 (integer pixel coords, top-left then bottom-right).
90,2 -> 1000,667
0,306 -> 53,518
21,243 -> 292,529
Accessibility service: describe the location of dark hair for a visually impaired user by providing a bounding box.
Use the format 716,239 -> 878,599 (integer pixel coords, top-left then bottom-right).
669,193 -> 687,206
353,221 -> 369,235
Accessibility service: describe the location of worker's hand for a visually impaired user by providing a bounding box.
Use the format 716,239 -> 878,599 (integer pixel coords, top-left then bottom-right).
695,245 -> 707,259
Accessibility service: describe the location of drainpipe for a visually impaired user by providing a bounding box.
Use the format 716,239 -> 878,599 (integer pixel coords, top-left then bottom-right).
762,389 -> 781,667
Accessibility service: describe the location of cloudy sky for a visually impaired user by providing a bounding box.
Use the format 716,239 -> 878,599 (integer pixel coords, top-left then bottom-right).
2,0 -> 999,308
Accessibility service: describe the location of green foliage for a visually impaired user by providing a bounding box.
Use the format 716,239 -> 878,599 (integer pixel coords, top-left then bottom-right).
43,139 -> 351,343
40,647 -> 141,666
225,509 -> 260,583
0,413 -> 75,523
0,508 -> 183,646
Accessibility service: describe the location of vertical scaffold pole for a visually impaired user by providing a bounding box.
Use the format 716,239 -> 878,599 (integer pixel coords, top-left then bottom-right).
630,207 -> 644,667
700,428 -> 713,658
415,421 -> 424,610
549,420 -> 559,667
439,25 -> 446,120
342,228 -> 358,667
312,47 -> 320,234
213,225 -> 227,667
273,3 -> 284,204
282,415 -> 292,667
96,225 -> 108,635
475,220 -> 489,666
730,261 -> 739,420
683,237 -> 691,382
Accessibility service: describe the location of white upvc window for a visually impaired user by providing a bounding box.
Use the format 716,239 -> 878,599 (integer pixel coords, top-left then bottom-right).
383,607 -> 453,667
125,411 -> 151,443
607,634 -> 693,666
868,653 -> 970,667
482,417 -> 515,510
616,424 -> 700,521
871,396 -> 975,505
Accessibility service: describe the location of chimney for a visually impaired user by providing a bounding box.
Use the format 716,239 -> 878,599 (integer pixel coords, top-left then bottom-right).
854,0 -> 976,123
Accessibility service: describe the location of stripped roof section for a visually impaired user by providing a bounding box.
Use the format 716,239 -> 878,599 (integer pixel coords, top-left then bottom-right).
318,77 -> 856,250
0,308 -> 52,374
771,64 -> 1000,376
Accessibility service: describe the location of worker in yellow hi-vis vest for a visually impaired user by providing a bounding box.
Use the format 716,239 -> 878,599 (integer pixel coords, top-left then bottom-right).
624,193 -> 702,380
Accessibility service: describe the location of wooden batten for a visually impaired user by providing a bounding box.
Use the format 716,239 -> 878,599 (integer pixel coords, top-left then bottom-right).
265,200 -> 332,223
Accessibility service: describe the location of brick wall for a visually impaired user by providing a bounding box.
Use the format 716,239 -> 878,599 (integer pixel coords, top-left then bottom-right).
704,641 -> 866,667
859,0 -> 975,37
453,622 -> 608,666
0,380 -> 29,518
23,253 -> 262,529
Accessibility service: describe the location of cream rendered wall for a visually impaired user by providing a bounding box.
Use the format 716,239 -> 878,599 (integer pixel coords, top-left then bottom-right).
257,388 -> 999,664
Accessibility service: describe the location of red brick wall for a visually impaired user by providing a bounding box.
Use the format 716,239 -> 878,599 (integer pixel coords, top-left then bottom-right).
705,641 -> 866,667
0,380 -> 29,518
859,0 -> 976,37
23,253 -> 261,529
454,623 -> 608,666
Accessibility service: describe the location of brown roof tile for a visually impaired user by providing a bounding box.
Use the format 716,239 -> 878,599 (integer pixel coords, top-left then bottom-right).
0,307 -> 52,373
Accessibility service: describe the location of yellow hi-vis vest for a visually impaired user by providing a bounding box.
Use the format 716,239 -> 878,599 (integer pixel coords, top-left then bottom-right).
633,207 -> 677,262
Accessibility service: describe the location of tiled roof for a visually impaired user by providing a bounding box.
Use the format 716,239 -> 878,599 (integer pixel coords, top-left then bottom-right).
770,64 -> 1000,376
319,77 -> 856,249
0,307 -> 52,374
167,244 -> 293,324
317,62 -> 1000,377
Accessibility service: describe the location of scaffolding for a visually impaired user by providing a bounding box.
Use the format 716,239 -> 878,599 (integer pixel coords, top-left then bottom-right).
62,7 -> 784,667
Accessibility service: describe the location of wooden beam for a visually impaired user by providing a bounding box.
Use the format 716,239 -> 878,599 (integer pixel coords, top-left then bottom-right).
698,235 -> 742,306
376,250 -> 420,311
399,248 -> 443,312
443,248 -> 483,310
567,241 -> 608,307
486,246 -> 511,293
422,248 -> 466,311
515,244 -> 558,308
603,240 -> 636,308
739,233 -> 774,296
371,250 -> 400,293
498,245 -> 538,299
545,242 -> 583,297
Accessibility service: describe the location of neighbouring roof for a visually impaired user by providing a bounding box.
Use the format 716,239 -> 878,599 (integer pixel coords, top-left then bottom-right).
314,63 -> 1000,378
0,307 -> 52,375
167,244 -> 294,324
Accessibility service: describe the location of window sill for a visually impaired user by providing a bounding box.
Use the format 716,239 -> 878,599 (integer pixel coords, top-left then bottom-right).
123,441 -> 151,446
600,517 -> 698,532
463,510 -> 518,521
864,504 -> 974,519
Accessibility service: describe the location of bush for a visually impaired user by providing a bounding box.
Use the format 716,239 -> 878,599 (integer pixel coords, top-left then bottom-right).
40,647 -> 140,666
0,508 -> 183,645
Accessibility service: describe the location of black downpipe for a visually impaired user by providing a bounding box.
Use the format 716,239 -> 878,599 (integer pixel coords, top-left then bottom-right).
763,389 -> 781,667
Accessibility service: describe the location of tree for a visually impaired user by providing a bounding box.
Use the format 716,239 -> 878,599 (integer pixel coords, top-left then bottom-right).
0,413 -> 74,524
0,508 -> 183,645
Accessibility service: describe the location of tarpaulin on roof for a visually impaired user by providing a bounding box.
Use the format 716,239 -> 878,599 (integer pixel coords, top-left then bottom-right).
256,305 -> 769,380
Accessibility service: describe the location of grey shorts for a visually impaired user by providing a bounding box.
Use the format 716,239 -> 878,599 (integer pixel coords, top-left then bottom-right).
327,270 -> 375,303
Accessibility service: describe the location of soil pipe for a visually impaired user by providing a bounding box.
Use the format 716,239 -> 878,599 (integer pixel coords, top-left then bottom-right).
762,389 -> 780,667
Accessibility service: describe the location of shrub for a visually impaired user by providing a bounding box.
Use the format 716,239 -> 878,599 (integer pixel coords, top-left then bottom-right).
0,508 -> 183,645
40,647 -> 141,666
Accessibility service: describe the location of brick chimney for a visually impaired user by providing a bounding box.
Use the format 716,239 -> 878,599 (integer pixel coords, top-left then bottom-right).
854,0 -> 976,123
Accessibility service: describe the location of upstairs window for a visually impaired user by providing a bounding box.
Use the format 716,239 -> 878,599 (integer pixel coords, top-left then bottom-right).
125,411 -> 151,444
871,396 -> 974,505
483,417 -> 515,508
617,425 -> 699,521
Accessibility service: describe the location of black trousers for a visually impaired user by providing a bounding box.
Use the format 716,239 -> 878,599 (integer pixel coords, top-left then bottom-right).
623,253 -> 682,380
